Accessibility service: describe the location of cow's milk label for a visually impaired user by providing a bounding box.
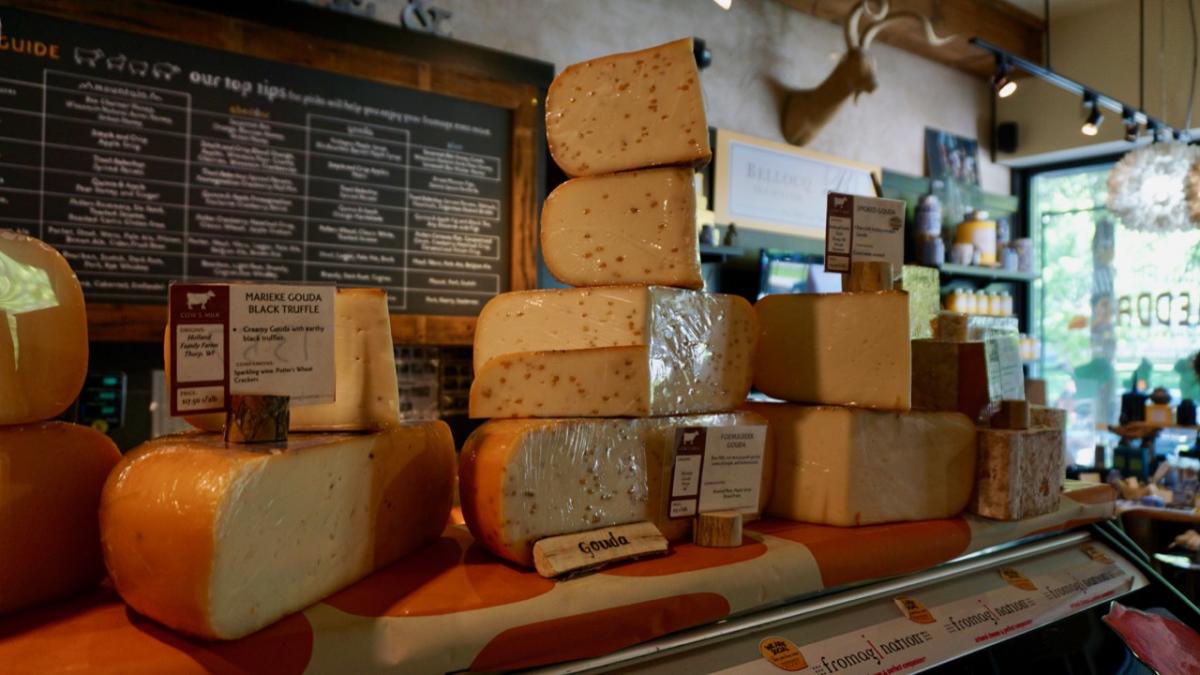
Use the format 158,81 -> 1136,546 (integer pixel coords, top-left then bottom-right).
169,282 -> 334,415
824,192 -> 905,273
669,425 -> 767,518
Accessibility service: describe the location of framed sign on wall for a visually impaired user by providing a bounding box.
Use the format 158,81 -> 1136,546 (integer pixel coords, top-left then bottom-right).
0,0 -> 553,345
712,129 -> 880,239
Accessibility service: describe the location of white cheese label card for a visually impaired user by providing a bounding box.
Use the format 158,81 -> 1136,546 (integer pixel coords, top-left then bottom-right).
984,333 -> 1025,401
669,425 -> 768,518
170,282 -> 336,416
824,192 -> 905,273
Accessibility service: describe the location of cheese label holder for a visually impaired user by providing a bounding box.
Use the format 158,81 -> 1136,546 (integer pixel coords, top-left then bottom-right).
169,283 -> 335,416
668,425 -> 767,519
531,521 -> 668,578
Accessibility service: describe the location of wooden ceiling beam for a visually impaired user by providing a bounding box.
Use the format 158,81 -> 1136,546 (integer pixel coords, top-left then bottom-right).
776,0 -> 1045,79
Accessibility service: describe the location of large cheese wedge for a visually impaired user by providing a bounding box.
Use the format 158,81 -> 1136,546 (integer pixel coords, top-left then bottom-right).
753,292 -> 911,410
99,422 -> 454,639
541,167 -> 702,288
470,286 -> 755,418
0,231 -> 88,425
0,422 -> 120,614
546,38 -> 710,177
970,428 -> 1065,520
746,403 -> 976,526
460,411 -> 772,567
167,287 -> 401,432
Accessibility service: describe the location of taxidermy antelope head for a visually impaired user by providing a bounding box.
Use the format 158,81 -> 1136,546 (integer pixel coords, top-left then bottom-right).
781,0 -> 954,146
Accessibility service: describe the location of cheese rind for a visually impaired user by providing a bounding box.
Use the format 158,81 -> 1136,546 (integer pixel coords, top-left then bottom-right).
0,423 -> 120,614
99,423 -> 455,639
746,403 -> 976,526
0,231 -> 88,425
541,167 -> 702,288
459,412 -> 772,567
470,286 -> 755,418
753,292 -> 911,410
911,339 -> 990,421
167,288 -> 401,432
970,428 -> 1065,520
546,38 -> 710,177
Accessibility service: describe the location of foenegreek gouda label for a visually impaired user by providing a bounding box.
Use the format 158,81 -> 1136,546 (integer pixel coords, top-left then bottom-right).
999,567 -> 1038,591
1082,544 -> 1114,565
759,636 -> 808,671
894,596 -> 936,624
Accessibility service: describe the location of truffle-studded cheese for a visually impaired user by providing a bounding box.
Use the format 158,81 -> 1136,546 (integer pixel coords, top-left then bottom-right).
0,423 -> 120,614
470,286 -> 755,418
168,288 -> 401,432
747,403 -> 976,526
546,38 -> 710,176
460,411 -> 772,567
753,292 -> 911,410
0,231 -> 88,426
100,423 -> 455,639
970,428 -> 1065,520
541,167 -> 702,288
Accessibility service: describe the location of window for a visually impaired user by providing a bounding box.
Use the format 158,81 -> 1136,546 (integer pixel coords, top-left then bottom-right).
1030,161 -> 1200,463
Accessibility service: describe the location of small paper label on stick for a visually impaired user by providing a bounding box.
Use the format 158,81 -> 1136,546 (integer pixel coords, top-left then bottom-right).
669,425 -> 767,519
170,282 -> 335,416
824,192 -> 905,273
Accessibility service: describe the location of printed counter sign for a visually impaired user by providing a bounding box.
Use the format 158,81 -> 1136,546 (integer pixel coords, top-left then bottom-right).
0,8 -> 511,316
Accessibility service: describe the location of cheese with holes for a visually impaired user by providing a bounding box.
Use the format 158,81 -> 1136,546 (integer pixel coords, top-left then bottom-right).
167,288 -> 400,432
99,422 -> 454,639
541,167 -> 701,288
546,38 -> 710,177
746,403 -> 976,526
1,422 -> 120,614
460,411 -> 772,567
753,292 -> 911,410
0,231 -> 88,426
470,286 -> 754,418
971,428 -> 1065,520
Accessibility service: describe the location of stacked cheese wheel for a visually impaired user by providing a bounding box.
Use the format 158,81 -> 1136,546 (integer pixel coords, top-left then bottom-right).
0,231 -> 121,615
99,288 -> 457,640
750,287 -> 980,526
461,39 -> 770,568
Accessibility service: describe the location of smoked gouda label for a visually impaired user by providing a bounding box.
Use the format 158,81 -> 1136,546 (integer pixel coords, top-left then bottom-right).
999,567 -> 1037,591
758,636 -> 807,671
1081,544 -> 1114,565
893,596 -> 936,624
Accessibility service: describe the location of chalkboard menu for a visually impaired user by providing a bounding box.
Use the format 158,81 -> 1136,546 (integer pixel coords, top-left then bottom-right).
0,8 -> 512,316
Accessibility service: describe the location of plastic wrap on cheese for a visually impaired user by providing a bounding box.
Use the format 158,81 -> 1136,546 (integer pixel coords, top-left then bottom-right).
0,230 -> 88,425
470,286 -> 755,418
459,411 -> 773,567
99,423 -> 455,639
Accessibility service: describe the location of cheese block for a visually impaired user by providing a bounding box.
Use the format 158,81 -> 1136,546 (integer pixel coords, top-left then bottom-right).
753,292 -> 911,410
459,411 -> 772,567
899,265 -> 940,340
167,288 -> 401,432
470,286 -> 754,418
911,339 -> 990,421
99,422 -> 454,639
541,167 -> 702,288
546,38 -> 710,177
970,428 -> 1065,520
0,422 -> 120,614
746,403 -> 976,526
0,231 -> 88,425
1031,405 -> 1068,430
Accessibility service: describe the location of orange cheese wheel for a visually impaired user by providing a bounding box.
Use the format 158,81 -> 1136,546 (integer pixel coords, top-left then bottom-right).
0,231 -> 88,425
0,422 -> 120,614
100,423 -> 455,639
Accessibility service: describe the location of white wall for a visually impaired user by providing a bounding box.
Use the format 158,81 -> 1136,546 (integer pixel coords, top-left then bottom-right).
330,0 -> 1009,193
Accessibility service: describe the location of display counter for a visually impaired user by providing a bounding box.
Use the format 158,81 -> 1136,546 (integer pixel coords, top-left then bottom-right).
0,481 -> 1114,673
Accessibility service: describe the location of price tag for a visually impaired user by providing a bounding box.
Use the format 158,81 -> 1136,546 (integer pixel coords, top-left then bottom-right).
669,426 -> 767,519
169,283 -> 335,416
824,192 -> 905,273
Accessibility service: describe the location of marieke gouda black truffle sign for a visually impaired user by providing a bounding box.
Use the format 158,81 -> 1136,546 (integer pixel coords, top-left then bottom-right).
0,8 -> 512,316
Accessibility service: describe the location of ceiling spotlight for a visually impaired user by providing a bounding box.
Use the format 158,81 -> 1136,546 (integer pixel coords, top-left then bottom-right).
1081,93 -> 1103,136
1122,107 -> 1139,142
992,56 -> 1016,98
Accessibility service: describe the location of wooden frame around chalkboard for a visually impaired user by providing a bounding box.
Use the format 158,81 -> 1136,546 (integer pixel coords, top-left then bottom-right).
3,0 -> 552,345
